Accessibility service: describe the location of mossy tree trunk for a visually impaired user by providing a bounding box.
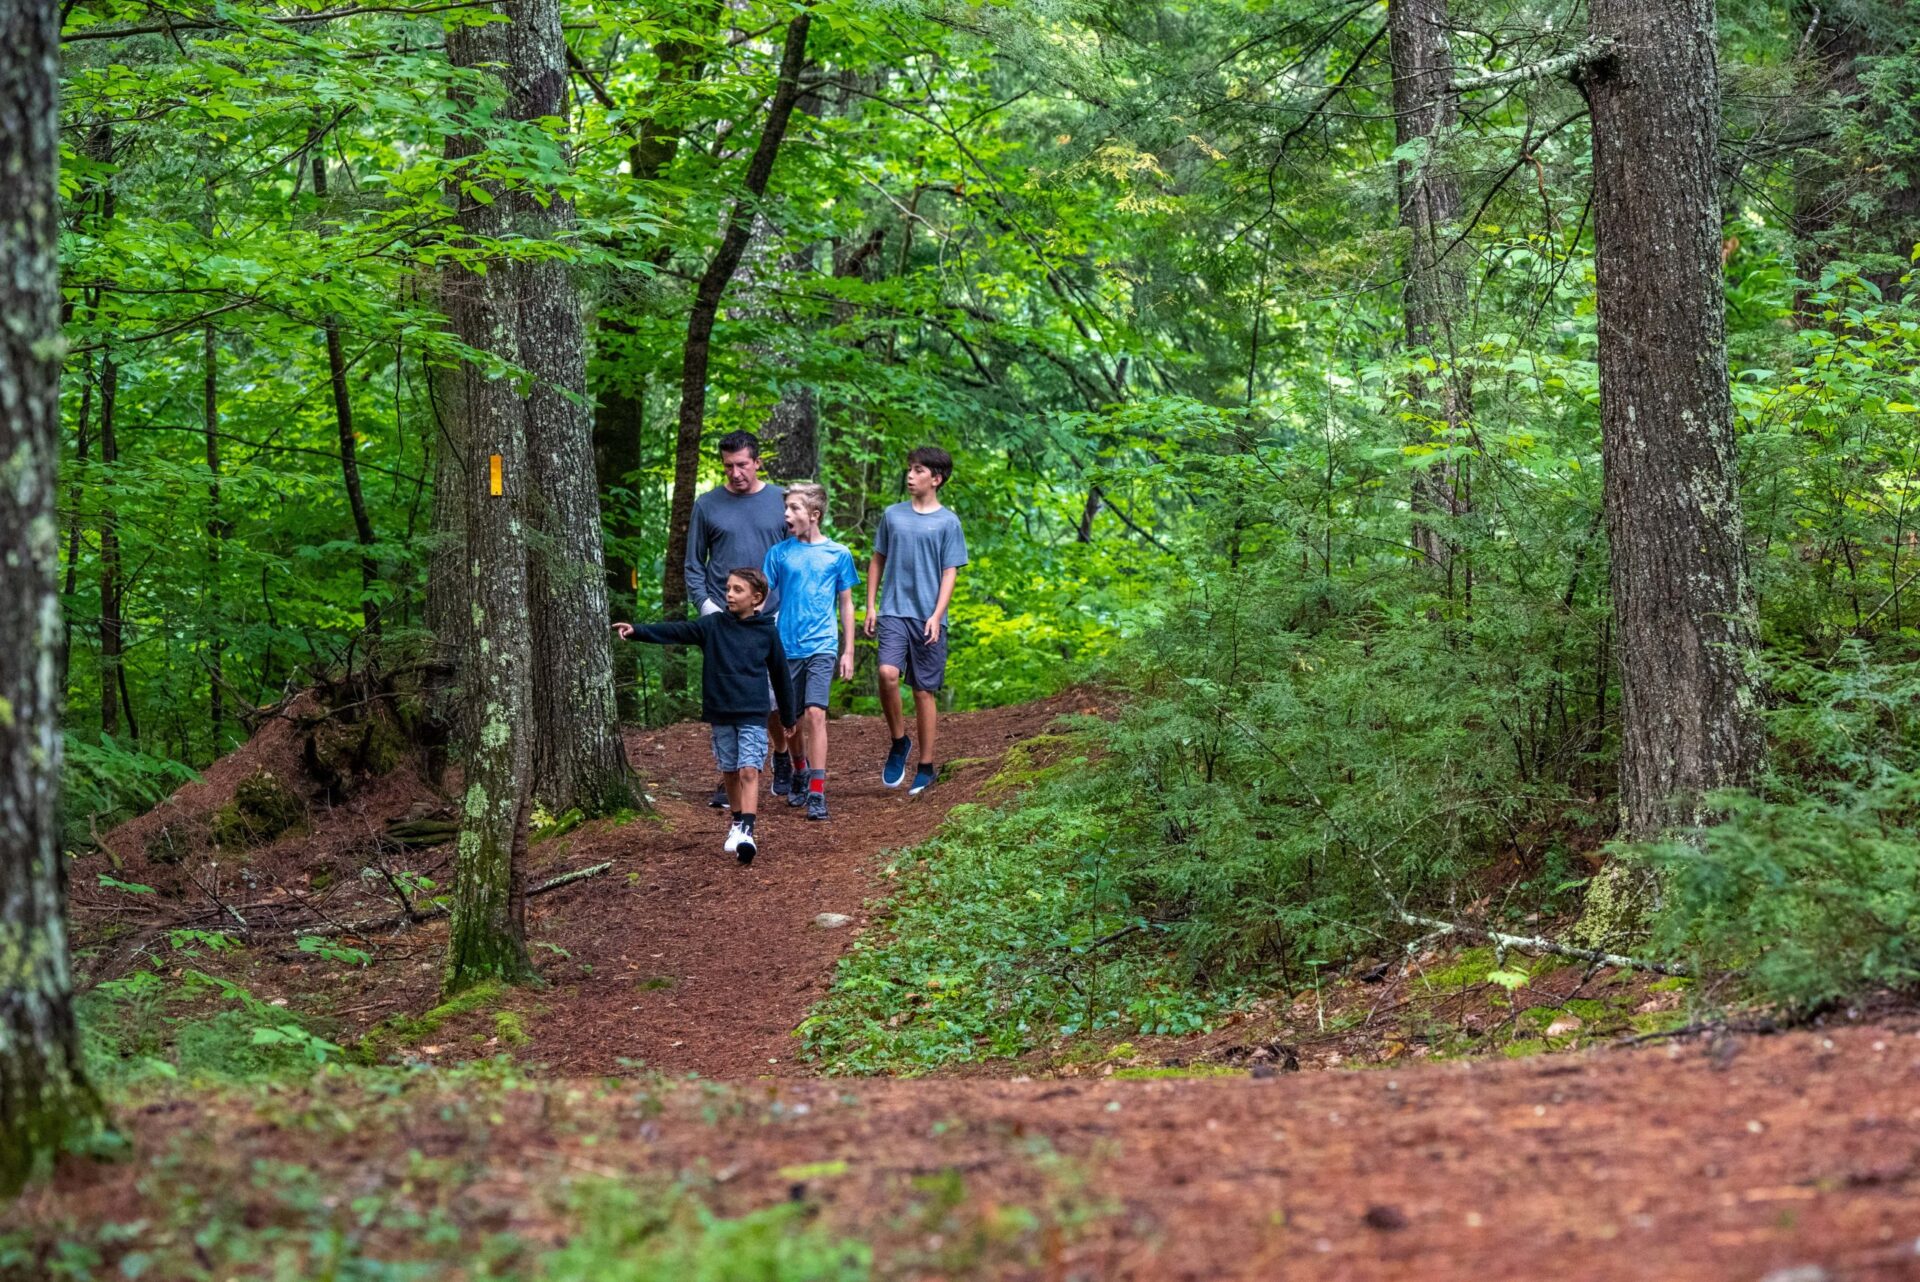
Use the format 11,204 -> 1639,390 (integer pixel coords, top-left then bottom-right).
1580,0 -> 1763,943
442,7 -> 536,994
1,0 -> 108,1193
507,0 -> 636,818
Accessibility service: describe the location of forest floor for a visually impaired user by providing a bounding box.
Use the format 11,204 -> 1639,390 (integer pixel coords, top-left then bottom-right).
15,694 -> 1920,1279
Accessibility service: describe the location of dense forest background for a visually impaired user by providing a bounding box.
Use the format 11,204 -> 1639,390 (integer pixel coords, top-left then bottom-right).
42,0 -> 1920,1017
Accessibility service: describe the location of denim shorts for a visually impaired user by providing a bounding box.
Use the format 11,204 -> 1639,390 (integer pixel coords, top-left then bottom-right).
710,720 -> 770,774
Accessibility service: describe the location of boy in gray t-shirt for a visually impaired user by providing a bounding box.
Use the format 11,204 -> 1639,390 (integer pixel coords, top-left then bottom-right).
864,445 -> 968,796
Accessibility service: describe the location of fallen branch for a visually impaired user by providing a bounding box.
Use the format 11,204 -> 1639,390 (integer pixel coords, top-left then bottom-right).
1398,911 -> 1689,977
293,861 -> 613,938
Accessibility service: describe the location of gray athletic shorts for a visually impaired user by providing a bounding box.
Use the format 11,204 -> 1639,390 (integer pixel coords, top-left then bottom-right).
876,616 -> 948,692
789,653 -> 836,711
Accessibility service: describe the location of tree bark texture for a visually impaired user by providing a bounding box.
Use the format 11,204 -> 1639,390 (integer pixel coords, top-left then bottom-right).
442,10 -> 536,993
507,0 -> 634,817
662,10 -> 813,616
1389,0 -> 1471,578
0,0 -> 105,1193
1589,0 -> 1763,843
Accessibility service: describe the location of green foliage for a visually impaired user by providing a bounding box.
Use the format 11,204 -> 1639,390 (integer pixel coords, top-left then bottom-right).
1640,654 -> 1920,1011
356,980 -> 508,1063
80,965 -> 342,1086
542,1182 -> 870,1282
60,734 -> 196,848
802,760 -> 1237,1074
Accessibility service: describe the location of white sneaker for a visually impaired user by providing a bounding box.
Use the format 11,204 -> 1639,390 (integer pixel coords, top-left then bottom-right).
723,822 -> 744,854
735,830 -> 757,864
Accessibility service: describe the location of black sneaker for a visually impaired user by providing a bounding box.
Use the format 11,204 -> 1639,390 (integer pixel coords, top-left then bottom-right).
736,832 -> 757,865
882,736 -> 911,788
708,786 -> 729,809
909,763 -> 937,797
806,791 -> 829,821
787,771 -> 810,808
771,753 -> 793,796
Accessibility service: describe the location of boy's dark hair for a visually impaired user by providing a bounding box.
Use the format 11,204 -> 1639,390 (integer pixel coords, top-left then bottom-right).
727,566 -> 769,602
908,444 -> 953,488
717,430 -> 761,459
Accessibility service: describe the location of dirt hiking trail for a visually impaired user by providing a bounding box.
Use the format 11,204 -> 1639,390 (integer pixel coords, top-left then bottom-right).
36,694 -> 1920,1279
524,695 -> 1093,1076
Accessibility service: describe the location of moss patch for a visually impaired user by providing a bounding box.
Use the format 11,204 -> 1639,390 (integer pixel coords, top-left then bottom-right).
210,771 -> 305,850
357,980 -> 507,1062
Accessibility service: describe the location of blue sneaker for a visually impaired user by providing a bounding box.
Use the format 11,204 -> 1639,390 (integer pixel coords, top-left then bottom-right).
882,736 -> 911,789
909,763 -> 937,797
771,753 -> 794,796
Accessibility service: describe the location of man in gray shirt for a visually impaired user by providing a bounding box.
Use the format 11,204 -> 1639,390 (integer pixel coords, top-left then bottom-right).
864,445 -> 968,797
686,430 -> 791,806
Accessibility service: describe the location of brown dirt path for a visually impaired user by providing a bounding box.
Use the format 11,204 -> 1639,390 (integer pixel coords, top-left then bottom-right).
518,692 -> 1095,1076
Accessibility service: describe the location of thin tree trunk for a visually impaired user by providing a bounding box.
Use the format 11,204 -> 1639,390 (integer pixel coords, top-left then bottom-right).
98,350 -> 124,738
509,0 -> 634,816
593,385 -> 643,721
662,10 -> 813,617
203,178 -> 226,746
1390,0 -> 1471,582
310,137 -> 381,638
443,6 -> 536,993
56,349 -> 92,701
1580,0 -> 1763,939
1,0 -> 108,1192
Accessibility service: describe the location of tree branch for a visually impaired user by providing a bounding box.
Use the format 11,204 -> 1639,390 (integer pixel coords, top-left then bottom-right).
1452,39 -> 1615,94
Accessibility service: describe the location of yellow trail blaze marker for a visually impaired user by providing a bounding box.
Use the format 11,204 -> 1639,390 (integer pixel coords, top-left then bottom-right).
489,454 -> 503,496
630,568 -> 639,589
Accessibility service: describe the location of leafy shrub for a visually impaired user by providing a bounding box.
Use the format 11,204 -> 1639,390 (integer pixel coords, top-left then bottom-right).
60,733 -> 197,849
1638,652 -> 1920,1010
802,763 -> 1238,1074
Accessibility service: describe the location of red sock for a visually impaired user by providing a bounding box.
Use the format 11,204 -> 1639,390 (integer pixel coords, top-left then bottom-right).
809,772 -> 825,794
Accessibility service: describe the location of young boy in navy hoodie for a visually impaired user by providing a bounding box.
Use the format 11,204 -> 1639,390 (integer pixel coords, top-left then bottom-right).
615,567 -> 797,864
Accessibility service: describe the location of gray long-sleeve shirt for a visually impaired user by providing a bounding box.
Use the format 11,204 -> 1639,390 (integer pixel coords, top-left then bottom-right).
685,483 -> 789,613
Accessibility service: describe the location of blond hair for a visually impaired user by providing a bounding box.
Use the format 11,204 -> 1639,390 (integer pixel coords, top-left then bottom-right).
785,482 -> 827,524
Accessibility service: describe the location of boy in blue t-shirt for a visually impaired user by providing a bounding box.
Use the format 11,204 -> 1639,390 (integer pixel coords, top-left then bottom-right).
761,483 -> 859,820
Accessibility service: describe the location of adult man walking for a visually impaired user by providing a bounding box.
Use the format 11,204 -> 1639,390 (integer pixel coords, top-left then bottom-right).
685,431 -> 791,807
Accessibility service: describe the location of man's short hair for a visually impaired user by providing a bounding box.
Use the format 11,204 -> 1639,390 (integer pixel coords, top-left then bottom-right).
717,430 -> 761,459
727,566 -> 769,603
785,482 -> 827,523
908,444 -> 953,488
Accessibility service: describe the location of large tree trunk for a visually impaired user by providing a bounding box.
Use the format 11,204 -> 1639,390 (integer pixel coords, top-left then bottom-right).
1581,0 -> 1763,939
1,0 -> 107,1192
442,9 -> 536,994
1389,0 -> 1471,582
662,12 -> 814,617
508,0 -> 634,817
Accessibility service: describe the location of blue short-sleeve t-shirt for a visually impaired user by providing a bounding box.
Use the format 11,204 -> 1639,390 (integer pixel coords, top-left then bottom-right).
762,538 -> 860,659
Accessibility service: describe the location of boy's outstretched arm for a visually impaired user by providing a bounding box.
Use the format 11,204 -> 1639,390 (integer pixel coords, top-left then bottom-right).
615,618 -> 705,647
837,588 -> 856,681
924,565 -> 959,643
864,552 -> 885,638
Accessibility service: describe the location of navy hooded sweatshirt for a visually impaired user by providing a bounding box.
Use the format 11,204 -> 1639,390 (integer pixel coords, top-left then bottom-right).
623,610 -> 798,727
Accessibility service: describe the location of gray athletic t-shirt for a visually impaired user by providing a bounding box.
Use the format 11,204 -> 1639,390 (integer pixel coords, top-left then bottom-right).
874,501 -> 968,621
686,483 -> 788,613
